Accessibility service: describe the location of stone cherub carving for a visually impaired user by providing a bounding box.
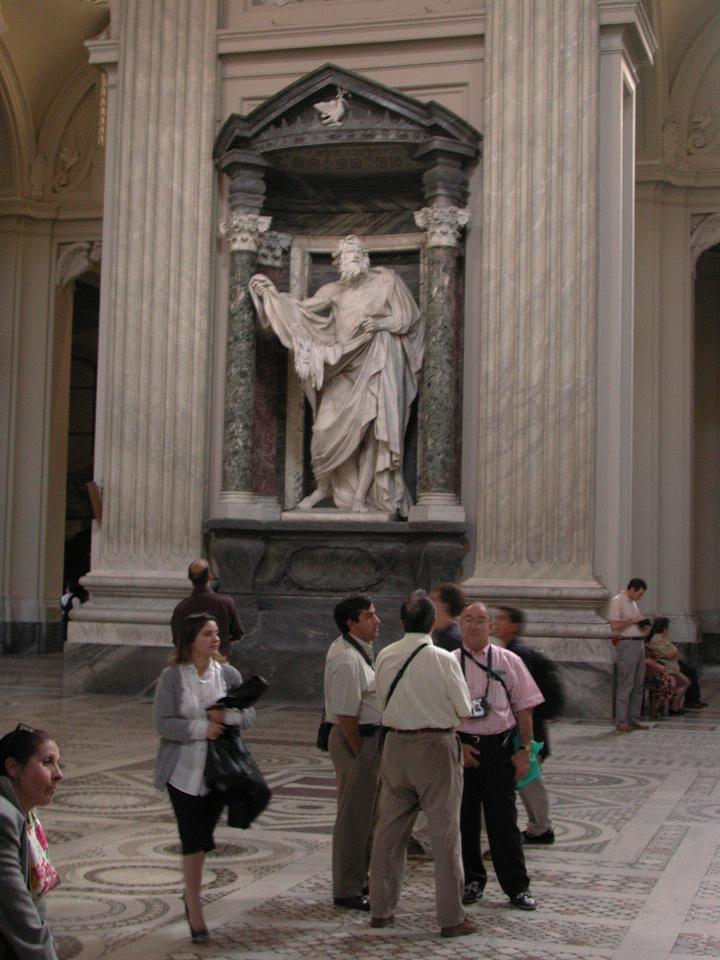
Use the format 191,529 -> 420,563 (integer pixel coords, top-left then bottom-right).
313,87 -> 350,127
249,236 -> 424,516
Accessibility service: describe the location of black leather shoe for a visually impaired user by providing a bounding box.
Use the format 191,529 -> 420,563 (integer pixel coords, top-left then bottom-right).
462,880 -> 483,904
522,829 -> 555,845
510,891 -> 537,911
334,896 -> 370,911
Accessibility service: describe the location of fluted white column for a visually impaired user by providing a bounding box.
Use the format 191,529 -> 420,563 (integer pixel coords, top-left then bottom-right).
467,0 -> 605,609
72,0 -> 219,641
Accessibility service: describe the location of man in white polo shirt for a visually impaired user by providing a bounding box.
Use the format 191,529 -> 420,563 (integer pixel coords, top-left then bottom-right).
608,578 -> 649,733
325,594 -> 382,911
369,592 -> 475,938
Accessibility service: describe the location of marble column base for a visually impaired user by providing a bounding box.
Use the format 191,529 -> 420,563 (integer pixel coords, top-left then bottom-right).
63,638 -> 171,695
662,612 -> 698,645
409,502 -> 466,522
215,492 -> 281,521
0,621 -> 64,654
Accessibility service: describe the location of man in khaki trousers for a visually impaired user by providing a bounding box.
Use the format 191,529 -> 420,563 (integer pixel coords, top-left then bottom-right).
324,594 -> 383,911
369,592 -> 476,938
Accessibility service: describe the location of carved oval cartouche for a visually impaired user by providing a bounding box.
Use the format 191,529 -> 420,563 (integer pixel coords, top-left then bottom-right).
286,546 -> 381,591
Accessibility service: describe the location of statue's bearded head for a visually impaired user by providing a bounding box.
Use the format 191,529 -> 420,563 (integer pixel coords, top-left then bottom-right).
333,235 -> 370,284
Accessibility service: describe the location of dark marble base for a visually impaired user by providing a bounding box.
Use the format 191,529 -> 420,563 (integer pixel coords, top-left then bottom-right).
701,633 -> 720,663
0,621 -> 64,654
207,517 -> 467,699
62,642 -> 171,696
555,660 -> 614,720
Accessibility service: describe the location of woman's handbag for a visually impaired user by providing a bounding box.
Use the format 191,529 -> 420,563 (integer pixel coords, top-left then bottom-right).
205,732 -> 272,829
216,675 -> 269,709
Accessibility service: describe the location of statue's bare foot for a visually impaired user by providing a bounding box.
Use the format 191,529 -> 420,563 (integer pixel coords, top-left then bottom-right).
297,487 -> 327,510
352,499 -> 371,513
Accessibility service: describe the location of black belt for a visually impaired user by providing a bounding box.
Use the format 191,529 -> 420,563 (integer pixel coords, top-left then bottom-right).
359,724 -> 381,737
458,730 -> 513,747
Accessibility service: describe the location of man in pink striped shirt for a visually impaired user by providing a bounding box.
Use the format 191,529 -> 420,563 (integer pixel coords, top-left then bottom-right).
454,602 -> 543,911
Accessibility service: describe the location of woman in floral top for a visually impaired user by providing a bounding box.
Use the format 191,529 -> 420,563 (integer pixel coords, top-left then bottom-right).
0,723 -> 63,960
647,617 -> 691,715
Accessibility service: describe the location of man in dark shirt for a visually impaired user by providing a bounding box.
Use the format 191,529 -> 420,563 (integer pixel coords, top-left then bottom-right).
430,582 -> 467,652
170,559 -> 244,656
493,606 -> 564,845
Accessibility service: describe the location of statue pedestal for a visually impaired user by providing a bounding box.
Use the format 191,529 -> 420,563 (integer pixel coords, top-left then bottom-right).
281,508 -> 396,523
205,516 -> 467,700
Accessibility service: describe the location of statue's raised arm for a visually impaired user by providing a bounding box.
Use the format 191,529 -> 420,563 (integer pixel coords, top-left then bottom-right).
249,235 -> 424,516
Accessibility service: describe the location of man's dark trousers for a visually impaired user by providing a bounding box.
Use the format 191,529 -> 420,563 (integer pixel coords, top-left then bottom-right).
460,737 -> 530,897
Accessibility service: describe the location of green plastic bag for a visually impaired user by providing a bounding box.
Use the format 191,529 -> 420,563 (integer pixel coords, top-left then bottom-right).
512,730 -> 543,790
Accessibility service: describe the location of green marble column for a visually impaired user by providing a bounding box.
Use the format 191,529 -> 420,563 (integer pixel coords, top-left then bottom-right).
412,204 -> 469,521
218,212 -> 271,497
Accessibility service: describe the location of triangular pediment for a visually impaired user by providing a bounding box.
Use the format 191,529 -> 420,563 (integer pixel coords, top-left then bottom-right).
214,64 -> 481,171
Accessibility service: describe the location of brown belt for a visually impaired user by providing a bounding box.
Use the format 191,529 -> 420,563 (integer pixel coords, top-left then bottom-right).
387,727 -> 454,735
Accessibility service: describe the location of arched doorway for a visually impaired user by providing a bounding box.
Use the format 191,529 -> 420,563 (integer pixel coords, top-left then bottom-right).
694,237 -> 720,660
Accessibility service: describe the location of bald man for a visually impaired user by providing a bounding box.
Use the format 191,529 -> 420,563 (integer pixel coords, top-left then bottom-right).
170,559 -> 244,656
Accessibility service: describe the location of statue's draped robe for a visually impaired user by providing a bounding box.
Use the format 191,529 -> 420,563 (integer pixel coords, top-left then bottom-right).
251,268 -> 424,515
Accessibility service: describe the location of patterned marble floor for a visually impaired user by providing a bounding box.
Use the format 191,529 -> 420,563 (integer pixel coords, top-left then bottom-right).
1,654 -> 719,960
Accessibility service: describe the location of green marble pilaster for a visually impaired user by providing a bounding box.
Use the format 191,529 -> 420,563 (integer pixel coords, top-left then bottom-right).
420,244 -> 458,495
219,212 -> 271,496
413,204 -> 469,517
224,248 -> 257,491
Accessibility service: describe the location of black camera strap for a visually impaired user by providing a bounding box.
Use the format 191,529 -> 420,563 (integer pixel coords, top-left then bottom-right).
342,632 -> 374,669
460,645 -> 514,712
385,643 -> 430,708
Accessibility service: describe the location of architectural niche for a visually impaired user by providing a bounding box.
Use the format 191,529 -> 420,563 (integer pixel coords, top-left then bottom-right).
205,64 -> 481,694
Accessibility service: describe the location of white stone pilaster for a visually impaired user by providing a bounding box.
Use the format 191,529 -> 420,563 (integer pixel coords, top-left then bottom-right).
634,184 -> 695,641
466,0 -> 604,613
72,0 -> 220,641
595,1 -> 656,603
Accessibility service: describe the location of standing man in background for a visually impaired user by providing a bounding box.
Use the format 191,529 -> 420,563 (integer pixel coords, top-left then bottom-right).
492,606 -> 564,845
608,578 -> 649,733
171,559 -> 244,657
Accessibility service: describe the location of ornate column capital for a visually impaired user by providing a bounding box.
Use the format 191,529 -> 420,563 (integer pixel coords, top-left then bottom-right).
414,205 -> 470,248
258,231 -> 292,268
219,212 -> 272,253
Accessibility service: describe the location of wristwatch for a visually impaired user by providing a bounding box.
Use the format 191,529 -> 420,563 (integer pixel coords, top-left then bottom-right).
519,743 -> 532,753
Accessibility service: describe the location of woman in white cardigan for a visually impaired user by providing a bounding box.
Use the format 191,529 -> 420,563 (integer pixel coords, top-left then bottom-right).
154,612 -> 254,943
0,723 -> 63,960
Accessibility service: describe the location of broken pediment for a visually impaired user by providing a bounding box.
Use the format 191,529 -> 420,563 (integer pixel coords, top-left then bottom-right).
214,63 -> 481,178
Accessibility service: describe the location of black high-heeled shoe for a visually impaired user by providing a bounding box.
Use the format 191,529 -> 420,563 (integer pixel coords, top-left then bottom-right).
182,893 -> 209,943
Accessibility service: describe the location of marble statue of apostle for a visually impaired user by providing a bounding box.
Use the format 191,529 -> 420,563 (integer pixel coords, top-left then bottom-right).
249,235 -> 424,516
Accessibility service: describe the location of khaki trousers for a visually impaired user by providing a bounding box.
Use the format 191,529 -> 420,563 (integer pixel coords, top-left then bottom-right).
328,725 -> 381,898
369,730 -> 465,928
518,775 -> 552,835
